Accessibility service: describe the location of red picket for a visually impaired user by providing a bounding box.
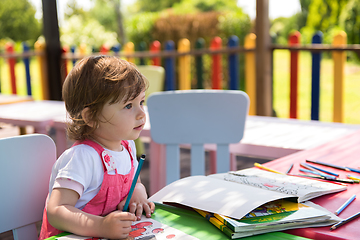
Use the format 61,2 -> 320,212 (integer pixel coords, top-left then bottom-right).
210,37 -> 222,89
150,41 -> 161,66
5,42 -> 17,94
289,31 -> 301,119
100,44 -> 109,54
61,46 -> 69,83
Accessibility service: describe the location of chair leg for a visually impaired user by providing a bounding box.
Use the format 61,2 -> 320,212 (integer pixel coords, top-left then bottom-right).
209,150 -> 217,174
13,223 -> 38,240
149,140 -> 166,195
230,153 -> 237,171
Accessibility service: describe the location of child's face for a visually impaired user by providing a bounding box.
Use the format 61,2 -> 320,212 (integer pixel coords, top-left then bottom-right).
92,90 -> 146,151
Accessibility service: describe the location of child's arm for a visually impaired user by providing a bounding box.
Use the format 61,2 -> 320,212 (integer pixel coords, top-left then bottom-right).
47,188 -> 136,239
117,177 -> 155,220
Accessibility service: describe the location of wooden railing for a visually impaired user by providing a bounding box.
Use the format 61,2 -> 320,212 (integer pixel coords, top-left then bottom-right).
1,31 -> 359,123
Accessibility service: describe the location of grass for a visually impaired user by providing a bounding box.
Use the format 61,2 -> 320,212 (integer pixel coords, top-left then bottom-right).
1,52 -> 359,124
273,50 -> 360,124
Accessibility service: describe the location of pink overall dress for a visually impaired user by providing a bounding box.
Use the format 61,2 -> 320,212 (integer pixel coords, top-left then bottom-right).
39,140 -> 135,240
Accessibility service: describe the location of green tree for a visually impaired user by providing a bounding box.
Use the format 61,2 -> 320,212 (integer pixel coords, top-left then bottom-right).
136,0 -> 182,12
0,0 -> 41,43
90,0 -> 126,45
339,0 -> 360,44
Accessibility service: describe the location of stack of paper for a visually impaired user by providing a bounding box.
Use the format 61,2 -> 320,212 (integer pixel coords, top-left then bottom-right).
194,199 -> 338,239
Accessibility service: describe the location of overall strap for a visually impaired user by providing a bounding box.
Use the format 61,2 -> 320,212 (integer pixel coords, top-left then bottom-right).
73,139 -> 104,155
121,140 -> 134,163
73,140 -> 133,170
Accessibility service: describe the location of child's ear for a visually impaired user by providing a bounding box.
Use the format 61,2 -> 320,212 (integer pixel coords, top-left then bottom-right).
81,107 -> 95,128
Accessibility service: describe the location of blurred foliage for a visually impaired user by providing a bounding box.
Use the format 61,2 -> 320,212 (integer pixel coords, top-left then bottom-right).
61,0 -> 121,49
270,0 -> 360,61
60,15 -> 118,50
0,0 -> 41,46
126,0 -> 250,47
126,12 -> 160,47
135,0 -> 182,12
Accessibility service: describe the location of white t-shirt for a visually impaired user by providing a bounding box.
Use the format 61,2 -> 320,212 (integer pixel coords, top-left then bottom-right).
48,140 -> 138,209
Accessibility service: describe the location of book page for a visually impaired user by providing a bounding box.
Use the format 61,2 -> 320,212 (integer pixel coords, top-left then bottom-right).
219,168 -> 346,202
149,175 -> 292,219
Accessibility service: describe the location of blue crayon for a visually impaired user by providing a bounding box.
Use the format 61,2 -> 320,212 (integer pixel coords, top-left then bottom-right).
299,168 -> 336,179
303,163 -> 339,176
123,154 -> 146,211
335,194 -> 356,215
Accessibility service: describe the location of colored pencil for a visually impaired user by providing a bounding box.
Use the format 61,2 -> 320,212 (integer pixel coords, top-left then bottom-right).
305,160 -> 350,171
299,168 -> 337,180
123,154 -> 146,211
330,211 -> 360,230
286,163 -> 294,174
254,163 -> 284,175
335,194 -> 356,215
303,163 -> 339,176
347,174 -> 360,181
292,174 -> 355,184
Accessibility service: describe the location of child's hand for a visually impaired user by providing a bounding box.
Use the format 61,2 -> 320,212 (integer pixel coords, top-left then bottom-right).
118,183 -> 155,220
100,210 -> 136,239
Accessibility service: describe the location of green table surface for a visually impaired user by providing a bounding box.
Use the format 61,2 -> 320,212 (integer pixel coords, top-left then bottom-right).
47,202 -> 311,240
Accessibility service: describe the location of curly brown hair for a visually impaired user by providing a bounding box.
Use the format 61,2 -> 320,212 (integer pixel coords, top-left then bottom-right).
62,55 -> 148,141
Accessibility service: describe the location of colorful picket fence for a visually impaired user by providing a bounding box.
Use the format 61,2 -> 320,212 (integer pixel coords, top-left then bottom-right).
0,32 -> 352,123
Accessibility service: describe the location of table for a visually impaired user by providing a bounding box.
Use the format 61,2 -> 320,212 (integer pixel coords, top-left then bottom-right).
0,93 -> 33,105
47,203 -> 310,240
263,129 -> 360,240
0,100 -> 65,135
148,117 -> 360,195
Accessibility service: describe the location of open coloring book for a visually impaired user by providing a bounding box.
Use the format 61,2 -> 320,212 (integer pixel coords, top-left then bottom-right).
55,215 -> 199,240
149,168 -> 346,220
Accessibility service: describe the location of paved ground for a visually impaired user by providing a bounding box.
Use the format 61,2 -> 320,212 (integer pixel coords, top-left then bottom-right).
0,125 -> 269,239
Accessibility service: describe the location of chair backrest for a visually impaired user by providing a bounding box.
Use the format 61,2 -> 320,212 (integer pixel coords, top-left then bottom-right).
147,89 -> 249,184
136,65 -> 165,101
0,134 -> 56,240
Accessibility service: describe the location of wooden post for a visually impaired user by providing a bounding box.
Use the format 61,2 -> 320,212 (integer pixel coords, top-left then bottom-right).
255,0 -> 272,116
311,31 -> 323,121
195,38 -> 205,89
210,37 -> 222,89
5,42 -> 17,94
23,42 -> 32,96
245,33 -> 256,115
332,31 -> 347,123
124,42 -> 135,63
178,38 -> 191,90
150,41 -> 161,66
289,31 -> 301,119
228,35 -> 239,90
164,41 -> 176,90
41,0 -> 62,101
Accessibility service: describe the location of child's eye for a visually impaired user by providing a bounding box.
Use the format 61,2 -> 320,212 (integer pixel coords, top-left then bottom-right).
140,100 -> 145,105
125,103 -> 132,109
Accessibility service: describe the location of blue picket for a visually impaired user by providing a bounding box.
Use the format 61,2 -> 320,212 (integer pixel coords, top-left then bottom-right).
112,44 -> 121,55
195,38 -> 205,89
311,31 -> 323,121
138,41 -> 147,65
70,45 -> 76,66
228,35 -> 239,90
165,40 -> 176,90
22,42 -> 32,96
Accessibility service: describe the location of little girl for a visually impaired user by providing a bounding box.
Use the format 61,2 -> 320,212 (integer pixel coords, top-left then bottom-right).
39,55 -> 155,239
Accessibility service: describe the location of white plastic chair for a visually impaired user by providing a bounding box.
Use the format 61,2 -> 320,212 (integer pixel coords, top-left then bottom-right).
0,134 -> 56,240
147,89 -> 249,185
